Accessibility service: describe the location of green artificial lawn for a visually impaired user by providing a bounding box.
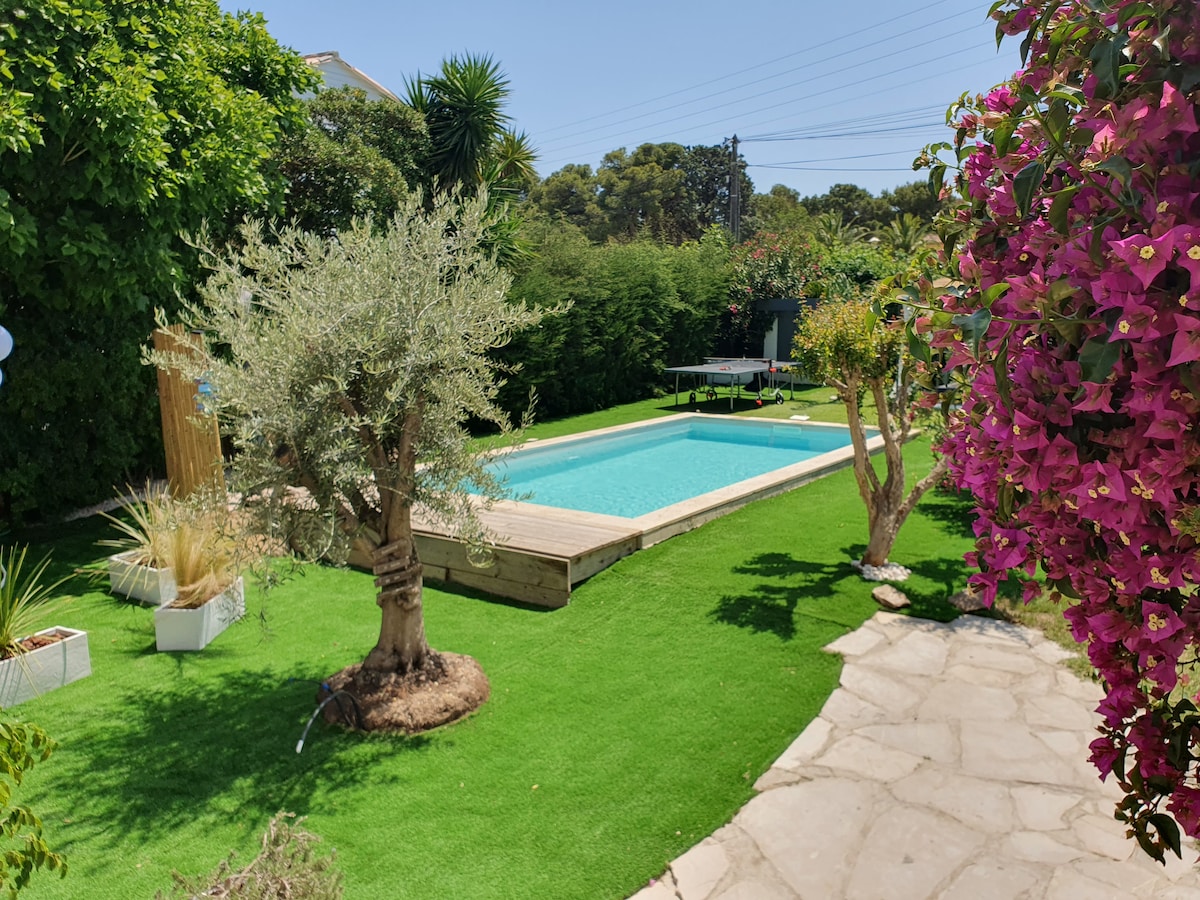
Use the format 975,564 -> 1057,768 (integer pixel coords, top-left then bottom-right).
11,403 -> 976,900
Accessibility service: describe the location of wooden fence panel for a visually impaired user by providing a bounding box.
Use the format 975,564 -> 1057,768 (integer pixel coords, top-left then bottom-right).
153,325 -> 225,498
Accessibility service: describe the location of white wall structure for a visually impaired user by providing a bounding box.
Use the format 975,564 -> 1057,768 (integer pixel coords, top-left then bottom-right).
301,51 -> 399,101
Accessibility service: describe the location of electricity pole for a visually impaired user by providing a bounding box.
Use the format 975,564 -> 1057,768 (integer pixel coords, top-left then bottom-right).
729,134 -> 741,243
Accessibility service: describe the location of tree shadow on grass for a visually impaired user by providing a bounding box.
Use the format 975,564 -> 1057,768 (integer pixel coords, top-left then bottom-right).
712,543 -> 975,638
898,556 -> 970,622
35,666 -> 433,853
709,550 -> 859,641
913,489 -> 977,539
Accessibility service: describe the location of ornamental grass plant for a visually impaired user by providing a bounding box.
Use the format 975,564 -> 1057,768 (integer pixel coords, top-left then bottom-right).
0,545 -> 71,660
102,484 -> 244,609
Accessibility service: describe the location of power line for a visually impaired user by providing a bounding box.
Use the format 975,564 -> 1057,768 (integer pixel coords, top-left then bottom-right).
541,39 -> 995,165
743,104 -> 947,142
536,7 -> 978,151
750,164 -> 919,172
534,0 -> 966,138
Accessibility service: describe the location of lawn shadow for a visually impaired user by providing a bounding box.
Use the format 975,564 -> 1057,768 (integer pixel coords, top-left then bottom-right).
899,555 -> 971,622
709,550 -> 856,641
35,666 -> 432,851
913,490 -> 977,539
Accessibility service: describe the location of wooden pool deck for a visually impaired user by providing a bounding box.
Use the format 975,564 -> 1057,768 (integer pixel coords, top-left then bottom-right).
413,499 -> 641,608
411,416 -> 884,608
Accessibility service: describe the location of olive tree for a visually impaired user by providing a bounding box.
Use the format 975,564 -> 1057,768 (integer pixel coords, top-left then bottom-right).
793,295 -> 949,573
164,193 -> 545,731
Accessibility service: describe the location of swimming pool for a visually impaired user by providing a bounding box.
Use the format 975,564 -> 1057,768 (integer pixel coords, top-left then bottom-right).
484,415 -> 861,518
415,414 -> 881,607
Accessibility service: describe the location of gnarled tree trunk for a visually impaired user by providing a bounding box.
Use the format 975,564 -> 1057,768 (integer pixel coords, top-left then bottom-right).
364,531 -> 428,674
843,375 -> 950,568
362,402 -> 430,674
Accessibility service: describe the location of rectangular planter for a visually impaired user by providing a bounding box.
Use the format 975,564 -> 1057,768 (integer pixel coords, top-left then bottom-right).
154,577 -> 244,652
108,551 -> 177,606
0,627 -> 92,707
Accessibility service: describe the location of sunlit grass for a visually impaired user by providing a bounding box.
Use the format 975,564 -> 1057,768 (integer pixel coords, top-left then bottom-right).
8,394 -> 1088,899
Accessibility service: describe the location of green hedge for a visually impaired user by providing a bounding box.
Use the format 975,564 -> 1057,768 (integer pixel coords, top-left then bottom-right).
496,225 -> 731,421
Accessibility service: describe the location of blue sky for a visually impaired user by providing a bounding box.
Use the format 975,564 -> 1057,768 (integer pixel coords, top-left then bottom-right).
221,0 -> 1025,199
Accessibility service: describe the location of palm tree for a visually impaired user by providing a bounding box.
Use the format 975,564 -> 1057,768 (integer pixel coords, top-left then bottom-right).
876,213 -> 930,256
810,211 -> 870,247
405,54 -> 514,193
405,55 -> 535,263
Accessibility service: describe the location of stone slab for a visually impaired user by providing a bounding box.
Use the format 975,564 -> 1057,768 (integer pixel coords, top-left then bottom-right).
844,805 -> 985,900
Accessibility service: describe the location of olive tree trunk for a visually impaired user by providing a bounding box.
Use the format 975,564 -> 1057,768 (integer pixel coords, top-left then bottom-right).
364,532 -> 429,673
841,374 -> 948,568
361,403 -> 430,674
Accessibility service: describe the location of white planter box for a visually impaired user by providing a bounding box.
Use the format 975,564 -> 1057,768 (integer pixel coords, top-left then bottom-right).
108,551 -> 177,606
0,627 -> 92,707
154,577 -> 245,652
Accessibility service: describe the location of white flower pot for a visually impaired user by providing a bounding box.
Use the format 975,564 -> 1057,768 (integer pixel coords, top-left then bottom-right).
153,577 -> 245,652
107,550 -> 177,606
0,627 -> 92,707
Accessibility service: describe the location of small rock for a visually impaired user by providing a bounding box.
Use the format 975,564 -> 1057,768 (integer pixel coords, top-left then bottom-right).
872,584 -> 911,609
948,588 -> 987,613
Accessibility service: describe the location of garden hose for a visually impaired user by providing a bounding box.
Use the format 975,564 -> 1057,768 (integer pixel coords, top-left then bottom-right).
293,681 -> 365,753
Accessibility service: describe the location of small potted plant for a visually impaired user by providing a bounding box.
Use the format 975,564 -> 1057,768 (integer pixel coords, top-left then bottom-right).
0,545 -> 90,706
101,485 -> 178,606
152,495 -> 246,652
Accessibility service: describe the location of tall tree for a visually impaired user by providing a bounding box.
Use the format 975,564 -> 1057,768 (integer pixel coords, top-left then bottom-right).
0,1 -> 316,522
526,164 -> 605,237
680,142 -> 752,236
404,54 -> 532,196
166,193 -> 547,731
595,143 -> 690,242
273,87 -> 429,236
800,183 -> 892,229
404,53 -> 534,261
746,184 -> 810,235
880,180 -> 945,225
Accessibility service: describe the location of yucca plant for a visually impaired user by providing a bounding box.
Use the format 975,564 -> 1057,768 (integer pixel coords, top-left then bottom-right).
0,547 -> 71,660
99,484 -> 177,569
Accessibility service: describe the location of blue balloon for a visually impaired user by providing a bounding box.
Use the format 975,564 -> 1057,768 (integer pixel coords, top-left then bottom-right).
0,325 -> 11,362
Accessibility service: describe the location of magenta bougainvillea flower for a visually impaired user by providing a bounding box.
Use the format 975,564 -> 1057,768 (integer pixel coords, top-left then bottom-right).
929,0 -> 1200,858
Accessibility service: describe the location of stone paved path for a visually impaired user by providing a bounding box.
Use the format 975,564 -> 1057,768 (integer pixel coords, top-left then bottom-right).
630,612 -> 1200,900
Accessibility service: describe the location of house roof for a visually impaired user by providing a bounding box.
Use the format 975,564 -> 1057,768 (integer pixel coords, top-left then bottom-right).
301,51 -> 399,102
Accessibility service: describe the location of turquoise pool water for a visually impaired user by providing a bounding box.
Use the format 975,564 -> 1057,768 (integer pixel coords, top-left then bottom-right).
484,417 -> 853,518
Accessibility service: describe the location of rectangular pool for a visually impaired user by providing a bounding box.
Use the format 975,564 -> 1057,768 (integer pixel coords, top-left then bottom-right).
415,414 -> 882,607
483,415 -> 862,519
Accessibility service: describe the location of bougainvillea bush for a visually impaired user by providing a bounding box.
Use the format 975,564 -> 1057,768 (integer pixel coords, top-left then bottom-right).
717,231 -> 822,357
919,0 -> 1200,860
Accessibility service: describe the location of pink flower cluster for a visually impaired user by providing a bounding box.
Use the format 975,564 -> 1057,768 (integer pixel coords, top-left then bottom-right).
937,0 -> 1200,841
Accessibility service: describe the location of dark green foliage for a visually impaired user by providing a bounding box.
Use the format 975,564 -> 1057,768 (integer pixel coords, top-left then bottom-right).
880,180 -> 946,224
529,142 -> 751,245
745,184 -> 810,236
273,88 -> 429,236
496,224 -> 731,420
813,242 -> 897,294
0,1 -> 316,523
0,307 -> 162,521
800,182 -> 893,229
